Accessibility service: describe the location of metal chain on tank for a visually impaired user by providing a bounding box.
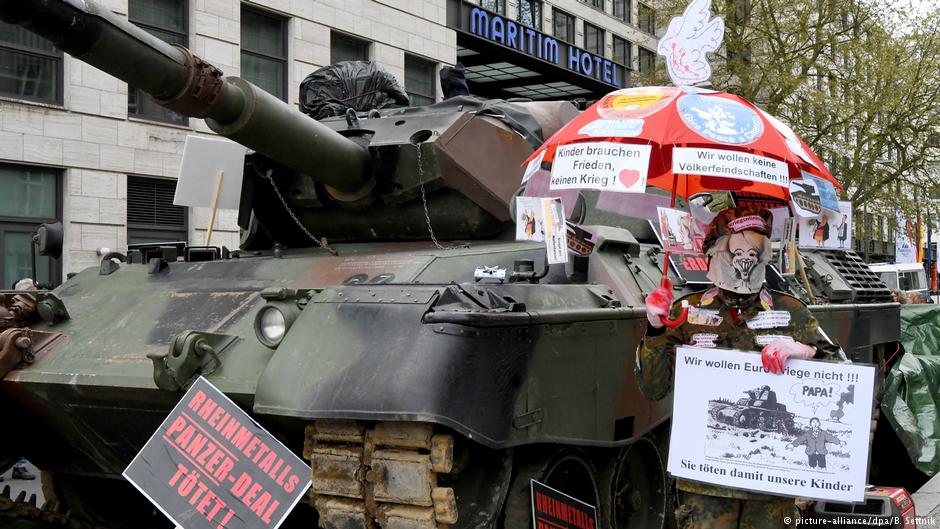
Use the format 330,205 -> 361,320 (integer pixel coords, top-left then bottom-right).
262,170 -> 338,256
416,147 -> 465,250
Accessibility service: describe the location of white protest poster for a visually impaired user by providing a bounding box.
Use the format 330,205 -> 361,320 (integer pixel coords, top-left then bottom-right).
669,347 -> 875,502
543,198 -> 569,264
174,135 -> 248,209
515,196 -> 545,242
672,147 -> 789,188
550,142 -> 651,193
799,201 -> 852,250
657,207 -> 698,254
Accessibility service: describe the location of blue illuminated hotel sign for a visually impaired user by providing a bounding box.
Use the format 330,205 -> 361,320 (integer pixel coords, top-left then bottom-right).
459,4 -> 627,88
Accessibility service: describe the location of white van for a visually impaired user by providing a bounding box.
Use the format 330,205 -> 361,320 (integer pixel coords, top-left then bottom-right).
868,262 -> 929,297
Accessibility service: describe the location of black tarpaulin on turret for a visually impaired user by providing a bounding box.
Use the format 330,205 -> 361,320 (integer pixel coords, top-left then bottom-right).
299,61 -> 410,119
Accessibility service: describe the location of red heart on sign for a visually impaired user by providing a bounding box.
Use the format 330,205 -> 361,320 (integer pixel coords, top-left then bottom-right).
619,169 -> 641,188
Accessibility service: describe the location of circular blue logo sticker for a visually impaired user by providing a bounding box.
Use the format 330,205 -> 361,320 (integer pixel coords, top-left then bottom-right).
677,95 -> 764,145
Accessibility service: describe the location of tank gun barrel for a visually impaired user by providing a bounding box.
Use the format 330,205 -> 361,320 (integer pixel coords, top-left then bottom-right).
1,0 -> 373,197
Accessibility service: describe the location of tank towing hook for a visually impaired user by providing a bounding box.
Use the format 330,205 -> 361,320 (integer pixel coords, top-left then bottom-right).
149,331 -> 238,391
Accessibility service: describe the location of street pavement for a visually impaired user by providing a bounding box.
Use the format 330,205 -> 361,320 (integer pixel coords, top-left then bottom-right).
0,461 -> 43,506
914,472 -> 940,528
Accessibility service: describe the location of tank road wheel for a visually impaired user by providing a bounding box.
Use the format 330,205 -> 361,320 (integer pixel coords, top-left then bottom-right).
598,439 -> 667,529
735,412 -> 749,428
500,447 -> 601,529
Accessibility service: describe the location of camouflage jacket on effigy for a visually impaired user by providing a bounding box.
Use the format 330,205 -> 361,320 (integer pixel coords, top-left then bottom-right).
635,287 -> 845,500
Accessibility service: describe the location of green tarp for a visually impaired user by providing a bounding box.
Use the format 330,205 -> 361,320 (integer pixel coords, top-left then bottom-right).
882,304 -> 940,476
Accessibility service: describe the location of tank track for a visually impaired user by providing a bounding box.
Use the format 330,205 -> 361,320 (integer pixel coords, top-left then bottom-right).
0,484 -> 105,529
304,420 -> 458,529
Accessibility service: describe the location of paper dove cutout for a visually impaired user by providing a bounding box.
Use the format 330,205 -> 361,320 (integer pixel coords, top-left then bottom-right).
657,0 -> 725,86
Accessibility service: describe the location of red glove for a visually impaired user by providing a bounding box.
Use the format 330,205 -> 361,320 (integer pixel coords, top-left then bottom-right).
761,340 -> 815,374
645,280 -> 675,328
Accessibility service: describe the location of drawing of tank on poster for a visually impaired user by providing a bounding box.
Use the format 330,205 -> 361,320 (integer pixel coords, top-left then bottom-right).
668,347 -> 876,502
705,383 -> 853,474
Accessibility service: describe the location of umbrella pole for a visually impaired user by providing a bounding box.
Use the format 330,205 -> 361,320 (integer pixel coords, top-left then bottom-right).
659,175 -> 688,328
661,174 -> 681,283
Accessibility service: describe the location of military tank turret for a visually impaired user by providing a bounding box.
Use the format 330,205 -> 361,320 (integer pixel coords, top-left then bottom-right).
0,1 -> 901,529
709,386 -> 798,435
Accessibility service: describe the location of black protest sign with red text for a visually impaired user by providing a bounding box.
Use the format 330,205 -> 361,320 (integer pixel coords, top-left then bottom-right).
124,377 -> 311,529
530,480 -> 597,529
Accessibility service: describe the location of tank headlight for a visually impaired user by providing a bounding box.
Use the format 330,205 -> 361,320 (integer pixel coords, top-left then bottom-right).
254,302 -> 300,348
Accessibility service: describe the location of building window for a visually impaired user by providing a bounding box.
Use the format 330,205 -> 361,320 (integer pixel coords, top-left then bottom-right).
584,24 -> 604,55
241,7 -> 287,101
613,36 -> 631,67
405,55 -> 436,106
582,0 -> 604,11
0,21 -> 62,104
638,3 -> 655,34
331,32 -> 370,64
612,0 -> 631,22
127,176 -> 187,245
480,0 -> 506,15
0,164 -> 60,288
553,9 -> 575,44
518,0 -> 542,30
128,0 -> 187,124
638,47 -> 655,72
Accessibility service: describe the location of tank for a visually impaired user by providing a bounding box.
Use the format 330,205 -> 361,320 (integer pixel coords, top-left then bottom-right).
0,1 -> 902,528
708,386 -> 798,435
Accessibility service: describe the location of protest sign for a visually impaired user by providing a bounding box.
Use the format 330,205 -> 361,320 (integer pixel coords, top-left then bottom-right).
668,347 -> 875,502
650,216 -> 710,283
803,173 -> 839,213
543,198 -> 569,264
778,217 -> 797,275
174,135 -> 248,245
657,207 -> 698,254
550,142 -> 650,193
668,254 -> 712,284
124,377 -> 311,529
516,196 -> 546,242
515,197 -> 568,264
672,147 -> 789,188
798,201 -> 853,251
174,136 -> 247,210
769,207 -> 790,241
530,479 -> 597,529
522,150 -> 545,184
789,179 -> 822,218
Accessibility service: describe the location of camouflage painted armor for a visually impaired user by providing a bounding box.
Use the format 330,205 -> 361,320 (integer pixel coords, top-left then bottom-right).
636,286 -> 845,503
